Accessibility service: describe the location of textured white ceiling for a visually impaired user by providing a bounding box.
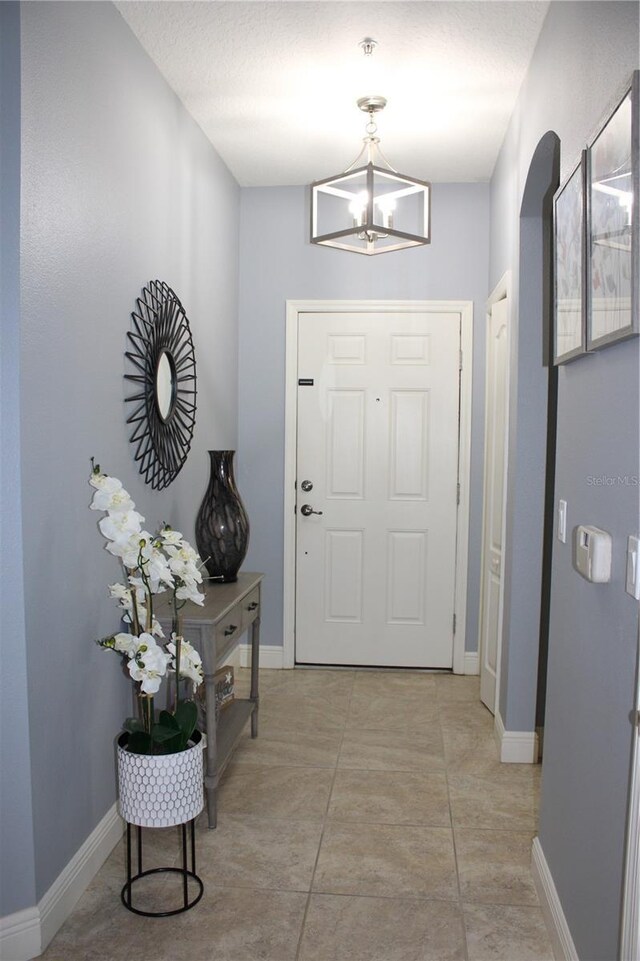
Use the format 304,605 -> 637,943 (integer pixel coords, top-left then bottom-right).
116,1 -> 549,186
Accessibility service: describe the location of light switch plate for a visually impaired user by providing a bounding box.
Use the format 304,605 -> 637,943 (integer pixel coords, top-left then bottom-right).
626,536 -> 640,600
558,500 -> 567,543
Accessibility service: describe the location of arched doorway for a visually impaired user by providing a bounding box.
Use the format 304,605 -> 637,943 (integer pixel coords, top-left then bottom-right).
498,130 -> 560,753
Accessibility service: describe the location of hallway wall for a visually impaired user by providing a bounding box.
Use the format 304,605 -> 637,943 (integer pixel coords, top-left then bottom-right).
15,0 -> 240,908
490,3 -> 639,957
0,1 -> 37,920
237,183 -> 489,661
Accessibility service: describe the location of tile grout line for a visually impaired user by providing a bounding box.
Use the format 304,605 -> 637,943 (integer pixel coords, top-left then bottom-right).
438,687 -> 471,961
293,668 -> 356,961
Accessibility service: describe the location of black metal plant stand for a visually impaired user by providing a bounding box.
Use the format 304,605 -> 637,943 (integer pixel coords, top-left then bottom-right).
121,819 -> 203,916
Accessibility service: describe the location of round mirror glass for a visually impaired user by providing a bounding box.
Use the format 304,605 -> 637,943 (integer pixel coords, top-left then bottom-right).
156,350 -> 176,422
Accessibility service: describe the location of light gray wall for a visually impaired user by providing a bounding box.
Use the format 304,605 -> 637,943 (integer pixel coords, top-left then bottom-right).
490,3 -> 639,957
19,0 -> 240,901
237,183 -> 489,656
0,1 -> 37,919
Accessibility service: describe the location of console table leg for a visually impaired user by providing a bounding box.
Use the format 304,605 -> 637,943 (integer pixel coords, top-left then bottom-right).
205,780 -> 218,829
250,615 -> 260,739
204,670 -> 219,829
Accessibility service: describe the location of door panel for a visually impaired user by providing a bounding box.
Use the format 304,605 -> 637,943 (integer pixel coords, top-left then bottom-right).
387,530 -> 427,623
295,310 -> 461,668
326,391 -> 365,497
324,530 -> 364,622
389,390 -> 430,499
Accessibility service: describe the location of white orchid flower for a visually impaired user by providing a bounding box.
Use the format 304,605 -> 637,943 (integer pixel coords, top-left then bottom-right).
97,631 -> 138,657
109,531 -> 152,569
167,549 -> 192,577
89,472 -> 123,493
99,510 -> 144,545
178,569 -> 203,590
127,633 -> 171,695
109,583 -> 133,610
112,632 -> 138,656
167,637 -> 204,689
165,541 -> 200,563
160,527 -> 183,546
176,568 -> 204,592
109,582 -> 130,601
175,583 -> 205,605
143,547 -> 174,589
90,486 -> 135,514
178,661 -> 204,687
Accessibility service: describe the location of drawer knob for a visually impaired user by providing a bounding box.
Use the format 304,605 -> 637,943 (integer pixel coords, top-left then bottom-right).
247,601 -> 258,611
224,624 -> 238,636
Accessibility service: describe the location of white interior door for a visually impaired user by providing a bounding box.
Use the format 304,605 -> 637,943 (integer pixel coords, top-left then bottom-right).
479,296 -> 510,712
295,309 -> 461,668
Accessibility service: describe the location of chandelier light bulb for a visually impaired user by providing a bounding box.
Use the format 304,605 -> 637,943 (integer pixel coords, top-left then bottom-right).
349,190 -> 369,226
376,195 -> 396,229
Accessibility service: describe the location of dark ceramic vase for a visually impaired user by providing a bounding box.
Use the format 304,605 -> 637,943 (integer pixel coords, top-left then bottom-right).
195,451 -> 250,583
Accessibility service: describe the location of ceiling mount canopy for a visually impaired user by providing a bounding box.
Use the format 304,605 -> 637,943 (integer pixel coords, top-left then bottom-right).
310,42 -> 431,256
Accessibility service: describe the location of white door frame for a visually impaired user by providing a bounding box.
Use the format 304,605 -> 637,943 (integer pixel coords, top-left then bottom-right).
621,621 -> 640,961
283,299 -> 474,672
479,272 -> 512,713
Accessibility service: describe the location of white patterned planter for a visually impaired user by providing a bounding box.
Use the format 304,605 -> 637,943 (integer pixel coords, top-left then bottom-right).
117,732 -> 204,828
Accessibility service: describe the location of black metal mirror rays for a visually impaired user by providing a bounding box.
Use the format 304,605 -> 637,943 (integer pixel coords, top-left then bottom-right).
125,280 -> 197,490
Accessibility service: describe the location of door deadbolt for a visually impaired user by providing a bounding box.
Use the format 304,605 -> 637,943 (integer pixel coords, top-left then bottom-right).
300,480 -> 313,492
300,504 -> 323,517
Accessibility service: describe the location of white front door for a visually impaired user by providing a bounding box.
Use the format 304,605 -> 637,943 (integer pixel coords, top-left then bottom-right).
479,295 -> 510,712
295,309 -> 461,668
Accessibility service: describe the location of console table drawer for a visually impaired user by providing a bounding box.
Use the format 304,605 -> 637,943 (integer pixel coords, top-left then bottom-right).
215,607 -> 244,665
241,587 -> 261,631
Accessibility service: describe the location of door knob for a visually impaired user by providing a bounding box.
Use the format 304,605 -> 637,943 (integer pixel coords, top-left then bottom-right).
300,504 -> 323,517
301,480 -> 313,492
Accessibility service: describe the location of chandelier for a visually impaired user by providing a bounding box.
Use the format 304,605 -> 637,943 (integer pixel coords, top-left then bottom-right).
310,92 -> 431,256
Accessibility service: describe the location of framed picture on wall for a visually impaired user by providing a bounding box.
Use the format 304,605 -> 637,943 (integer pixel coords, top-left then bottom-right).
587,71 -> 639,350
553,152 -> 587,364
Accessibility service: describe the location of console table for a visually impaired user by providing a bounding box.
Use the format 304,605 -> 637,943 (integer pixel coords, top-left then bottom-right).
156,572 -> 263,828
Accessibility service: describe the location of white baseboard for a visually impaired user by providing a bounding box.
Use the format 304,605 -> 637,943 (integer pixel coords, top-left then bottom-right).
0,803 -> 123,961
531,836 -> 579,961
463,651 -> 479,675
0,907 -> 40,961
494,710 -> 539,763
39,802 -> 122,953
239,643 -> 284,670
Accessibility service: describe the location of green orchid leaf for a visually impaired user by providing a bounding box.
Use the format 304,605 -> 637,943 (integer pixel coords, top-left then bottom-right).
152,722 -> 183,743
158,733 -> 186,755
158,710 -> 180,731
126,731 -> 152,755
174,700 -> 198,740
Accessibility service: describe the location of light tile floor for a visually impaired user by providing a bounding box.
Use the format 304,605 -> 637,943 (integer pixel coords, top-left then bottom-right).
39,669 -> 553,961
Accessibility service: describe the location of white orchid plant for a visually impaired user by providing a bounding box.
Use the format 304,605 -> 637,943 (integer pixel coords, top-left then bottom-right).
90,461 -> 205,755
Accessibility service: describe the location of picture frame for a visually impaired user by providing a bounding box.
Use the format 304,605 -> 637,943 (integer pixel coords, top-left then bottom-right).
553,152 -> 587,364
586,71 -> 639,351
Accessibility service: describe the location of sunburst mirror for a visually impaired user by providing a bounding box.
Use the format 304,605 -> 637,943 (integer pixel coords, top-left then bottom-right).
125,280 -> 197,490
